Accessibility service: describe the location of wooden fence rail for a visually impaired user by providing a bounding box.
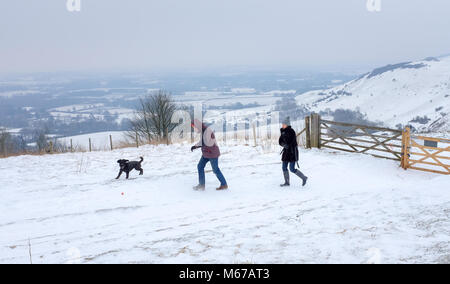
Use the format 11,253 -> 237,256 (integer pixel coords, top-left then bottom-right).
318,118 -> 403,161
406,132 -> 450,175
306,114 -> 450,175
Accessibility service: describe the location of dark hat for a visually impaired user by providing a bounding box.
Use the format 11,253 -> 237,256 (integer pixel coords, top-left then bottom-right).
282,116 -> 291,126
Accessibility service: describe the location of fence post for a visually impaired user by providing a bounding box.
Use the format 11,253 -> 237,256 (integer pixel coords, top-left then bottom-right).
252,124 -> 257,147
310,113 -> 321,148
245,121 -> 249,146
166,129 -> 170,145
401,127 -> 411,170
223,128 -> 226,144
2,142 -> 7,157
110,135 -> 113,151
135,132 -> 139,148
70,139 -> 73,152
49,141 -> 54,154
305,116 -> 311,149
89,138 -> 92,152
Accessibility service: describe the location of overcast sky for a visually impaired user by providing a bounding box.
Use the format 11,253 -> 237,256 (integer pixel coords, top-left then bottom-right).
1,0 -> 449,73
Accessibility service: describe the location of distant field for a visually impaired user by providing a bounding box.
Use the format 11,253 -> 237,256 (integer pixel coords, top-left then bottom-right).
58,131 -> 130,151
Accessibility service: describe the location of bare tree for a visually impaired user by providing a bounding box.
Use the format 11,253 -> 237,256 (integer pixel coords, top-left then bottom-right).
0,129 -> 11,157
0,129 -> 29,157
275,96 -> 308,121
129,90 -> 178,145
33,128 -> 49,153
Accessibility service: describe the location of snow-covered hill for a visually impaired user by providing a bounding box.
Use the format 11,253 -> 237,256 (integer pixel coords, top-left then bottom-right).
297,56 -> 450,132
0,144 -> 449,263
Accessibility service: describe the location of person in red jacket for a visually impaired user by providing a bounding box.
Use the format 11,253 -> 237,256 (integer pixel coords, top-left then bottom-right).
191,119 -> 228,191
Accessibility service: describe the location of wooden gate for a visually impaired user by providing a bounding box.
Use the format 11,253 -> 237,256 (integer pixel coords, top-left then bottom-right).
306,115 -> 450,175
404,131 -> 450,175
318,119 -> 403,161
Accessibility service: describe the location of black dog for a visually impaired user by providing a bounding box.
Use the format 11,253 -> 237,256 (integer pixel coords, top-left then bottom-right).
116,157 -> 144,179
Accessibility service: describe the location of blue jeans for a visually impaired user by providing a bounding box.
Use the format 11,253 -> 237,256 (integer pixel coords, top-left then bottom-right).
282,161 -> 297,173
198,156 -> 227,186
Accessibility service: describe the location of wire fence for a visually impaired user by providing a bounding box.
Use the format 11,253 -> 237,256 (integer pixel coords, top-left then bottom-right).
0,121 -> 308,158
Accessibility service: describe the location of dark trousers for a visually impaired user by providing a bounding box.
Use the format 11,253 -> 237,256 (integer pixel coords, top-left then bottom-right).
282,161 -> 297,173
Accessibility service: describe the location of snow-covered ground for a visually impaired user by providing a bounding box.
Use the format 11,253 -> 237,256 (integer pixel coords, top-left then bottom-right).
0,144 -> 449,264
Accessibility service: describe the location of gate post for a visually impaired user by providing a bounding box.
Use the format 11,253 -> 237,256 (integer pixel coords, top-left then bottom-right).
401,127 -> 411,170
310,113 -> 321,148
305,116 -> 311,149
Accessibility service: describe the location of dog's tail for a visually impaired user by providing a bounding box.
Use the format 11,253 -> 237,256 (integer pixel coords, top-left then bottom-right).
139,157 -> 144,163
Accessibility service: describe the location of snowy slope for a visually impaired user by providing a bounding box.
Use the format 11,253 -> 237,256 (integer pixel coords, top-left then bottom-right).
297,56 -> 450,132
0,144 -> 449,264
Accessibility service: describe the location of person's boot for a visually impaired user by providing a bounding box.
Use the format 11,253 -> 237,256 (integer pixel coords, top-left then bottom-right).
216,185 -> 228,191
193,184 -> 206,191
280,171 -> 290,187
294,170 -> 308,186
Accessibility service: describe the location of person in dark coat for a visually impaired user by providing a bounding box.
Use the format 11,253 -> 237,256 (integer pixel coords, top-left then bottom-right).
279,117 -> 308,187
191,119 -> 228,191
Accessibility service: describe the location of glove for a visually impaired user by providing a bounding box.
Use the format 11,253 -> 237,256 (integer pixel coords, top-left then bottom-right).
191,146 -> 200,152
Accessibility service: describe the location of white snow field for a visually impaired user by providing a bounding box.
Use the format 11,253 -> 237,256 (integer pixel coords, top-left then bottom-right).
0,143 -> 449,264
58,131 -> 129,151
